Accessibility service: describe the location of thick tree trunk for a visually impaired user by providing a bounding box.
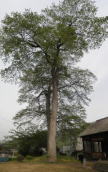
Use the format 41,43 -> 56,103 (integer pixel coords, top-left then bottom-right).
47,75 -> 58,162
45,85 -> 51,153
45,85 -> 51,131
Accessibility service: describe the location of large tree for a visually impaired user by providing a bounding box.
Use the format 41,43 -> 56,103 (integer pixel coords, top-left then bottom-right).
0,0 -> 107,162
13,66 -> 95,154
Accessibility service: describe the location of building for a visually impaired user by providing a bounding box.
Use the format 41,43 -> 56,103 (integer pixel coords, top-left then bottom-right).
80,117 -> 108,160
0,149 -> 17,162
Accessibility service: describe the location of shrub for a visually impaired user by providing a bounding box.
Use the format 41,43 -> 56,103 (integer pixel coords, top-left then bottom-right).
25,155 -> 33,160
16,154 -> 24,162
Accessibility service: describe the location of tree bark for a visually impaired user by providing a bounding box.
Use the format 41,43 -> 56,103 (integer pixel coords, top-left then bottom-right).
47,73 -> 58,162
45,85 -> 51,153
45,85 -> 51,131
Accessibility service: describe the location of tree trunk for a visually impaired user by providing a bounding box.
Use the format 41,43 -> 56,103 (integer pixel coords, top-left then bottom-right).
45,85 -> 51,130
45,85 -> 51,153
47,74 -> 58,162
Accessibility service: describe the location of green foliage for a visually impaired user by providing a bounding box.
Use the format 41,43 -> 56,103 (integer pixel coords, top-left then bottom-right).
57,155 -> 77,163
57,116 -> 89,148
9,129 -> 47,156
25,155 -> 33,160
0,138 -> 16,152
0,0 -> 107,82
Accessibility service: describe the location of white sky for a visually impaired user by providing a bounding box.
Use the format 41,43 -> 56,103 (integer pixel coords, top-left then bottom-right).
0,0 -> 108,139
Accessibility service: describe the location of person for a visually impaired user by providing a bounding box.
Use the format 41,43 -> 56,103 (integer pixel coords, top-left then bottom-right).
78,154 -> 84,163
78,154 -> 86,167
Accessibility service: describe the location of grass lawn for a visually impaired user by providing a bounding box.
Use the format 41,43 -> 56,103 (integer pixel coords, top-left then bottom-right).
0,156 -> 96,172
0,162 -> 96,172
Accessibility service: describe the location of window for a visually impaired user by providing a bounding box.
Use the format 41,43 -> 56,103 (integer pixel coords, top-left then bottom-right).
84,141 -> 91,153
93,142 -> 102,153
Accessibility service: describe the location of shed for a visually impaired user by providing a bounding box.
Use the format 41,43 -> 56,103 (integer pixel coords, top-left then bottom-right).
80,117 -> 108,160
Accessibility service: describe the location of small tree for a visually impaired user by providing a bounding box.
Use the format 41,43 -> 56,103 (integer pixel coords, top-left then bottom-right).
8,129 -> 47,156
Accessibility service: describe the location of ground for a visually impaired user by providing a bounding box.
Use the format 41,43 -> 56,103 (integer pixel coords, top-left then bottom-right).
0,161 -> 96,172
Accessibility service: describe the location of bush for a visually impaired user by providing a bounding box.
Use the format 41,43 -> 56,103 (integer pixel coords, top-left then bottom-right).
16,154 -> 24,162
25,155 -> 33,160
17,130 -> 47,156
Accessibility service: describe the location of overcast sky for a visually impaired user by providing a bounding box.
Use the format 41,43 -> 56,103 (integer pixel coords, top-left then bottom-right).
0,0 -> 108,139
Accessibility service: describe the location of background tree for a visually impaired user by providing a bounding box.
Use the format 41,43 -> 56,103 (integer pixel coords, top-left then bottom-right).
57,113 -> 89,152
2,129 -> 47,156
0,0 -> 108,162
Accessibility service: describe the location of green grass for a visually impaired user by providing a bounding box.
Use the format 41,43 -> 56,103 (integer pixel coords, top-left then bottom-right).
23,155 -> 78,163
